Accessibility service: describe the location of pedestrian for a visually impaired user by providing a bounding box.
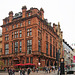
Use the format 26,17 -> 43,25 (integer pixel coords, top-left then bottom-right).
22,68 -> 25,75
53,66 -> 55,73
27,67 -> 31,75
33,67 -> 35,72
48,67 -> 50,73
8,68 -> 10,75
58,67 -> 60,75
8,68 -> 12,75
12,68 -> 15,75
20,68 -> 22,75
36,67 -> 39,73
46,67 -> 48,73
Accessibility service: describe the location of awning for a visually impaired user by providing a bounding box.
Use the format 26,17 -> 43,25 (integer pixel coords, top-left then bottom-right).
24,63 -> 35,66
14,64 -> 24,66
14,63 -> 35,66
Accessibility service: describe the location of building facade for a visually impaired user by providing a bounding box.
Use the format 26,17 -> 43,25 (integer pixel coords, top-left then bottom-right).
63,39 -> 73,66
1,6 -> 59,69
0,35 -> 2,69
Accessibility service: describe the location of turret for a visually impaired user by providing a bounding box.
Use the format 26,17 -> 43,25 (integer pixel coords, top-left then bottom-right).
53,23 -> 56,32
40,8 -> 44,20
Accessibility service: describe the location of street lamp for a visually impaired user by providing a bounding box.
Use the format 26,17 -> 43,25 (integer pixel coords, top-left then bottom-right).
38,62 -> 41,71
56,49 -> 61,75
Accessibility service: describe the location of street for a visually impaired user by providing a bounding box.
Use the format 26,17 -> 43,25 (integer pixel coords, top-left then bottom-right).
0,70 -> 58,75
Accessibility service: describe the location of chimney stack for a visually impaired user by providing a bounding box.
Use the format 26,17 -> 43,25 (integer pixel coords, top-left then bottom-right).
9,11 -> 13,23
22,6 -> 27,18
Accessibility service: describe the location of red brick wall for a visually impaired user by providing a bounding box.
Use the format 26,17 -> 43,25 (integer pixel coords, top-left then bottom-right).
1,6 -> 59,69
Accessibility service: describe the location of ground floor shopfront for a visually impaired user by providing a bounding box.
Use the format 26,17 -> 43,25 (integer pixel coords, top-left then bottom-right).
1,51 -> 57,69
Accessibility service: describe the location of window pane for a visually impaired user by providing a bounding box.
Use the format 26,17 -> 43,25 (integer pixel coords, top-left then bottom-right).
38,40 -> 41,52
30,57 -> 33,63
28,21 -> 30,24
4,60 -> 6,65
5,44 -> 9,54
30,40 -> 32,45
15,32 -> 16,34
27,32 -> 29,36
20,34 -> 22,37
16,24 -> 18,27
27,29 -> 29,31
8,59 -> 9,65
30,32 -> 32,36
20,30 -> 22,37
12,43 -> 13,53
27,57 -> 29,63
20,30 -> 22,33
20,23 -> 22,26
17,31 -> 18,33
27,40 -> 32,54
20,41 -> 22,46
15,42 -> 18,53
28,13 -> 31,16
17,34 -> 18,38
30,28 -> 32,31
12,25 -> 14,29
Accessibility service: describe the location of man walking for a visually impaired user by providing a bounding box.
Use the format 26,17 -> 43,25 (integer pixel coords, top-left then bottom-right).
20,68 -> 22,75
27,67 -> 31,75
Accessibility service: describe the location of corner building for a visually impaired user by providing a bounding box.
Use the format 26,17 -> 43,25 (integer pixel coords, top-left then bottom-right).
1,6 -> 59,69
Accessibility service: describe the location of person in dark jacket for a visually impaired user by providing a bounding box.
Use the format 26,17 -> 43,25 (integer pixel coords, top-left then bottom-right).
20,68 -> 22,75
8,68 -> 10,75
8,68 -> 12,75
12,68 -> 15,75
36,67 -> 39,73
22,68 -> 25,75
27,67 -> 31,75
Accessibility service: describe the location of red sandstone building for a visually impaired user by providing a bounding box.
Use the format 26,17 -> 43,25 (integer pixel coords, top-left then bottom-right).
1,6 -> 59,69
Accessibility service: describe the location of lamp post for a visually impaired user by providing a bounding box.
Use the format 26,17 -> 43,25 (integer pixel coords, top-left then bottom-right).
38,62 -> 41,71
56,49 -> 61,75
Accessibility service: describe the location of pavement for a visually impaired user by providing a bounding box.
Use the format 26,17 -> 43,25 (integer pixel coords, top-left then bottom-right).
0,70 -> 58,75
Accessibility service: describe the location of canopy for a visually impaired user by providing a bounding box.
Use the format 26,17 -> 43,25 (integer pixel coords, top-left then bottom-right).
14,63 -> 35,66
24,63 -> 35,66
14,64 -> 24,66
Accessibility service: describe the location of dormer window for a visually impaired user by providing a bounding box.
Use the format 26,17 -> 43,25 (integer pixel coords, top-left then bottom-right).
16,24 -> 18,28
12,25 -> 14,29
20,23 -> 22,27
28,13 -> 31,16
6,27 -> 8,31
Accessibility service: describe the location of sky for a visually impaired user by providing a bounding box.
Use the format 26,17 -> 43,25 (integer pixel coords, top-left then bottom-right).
0,0 -> 75,48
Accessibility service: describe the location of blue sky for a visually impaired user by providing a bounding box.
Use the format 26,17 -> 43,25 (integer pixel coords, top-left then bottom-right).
0,0 -> 75,48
